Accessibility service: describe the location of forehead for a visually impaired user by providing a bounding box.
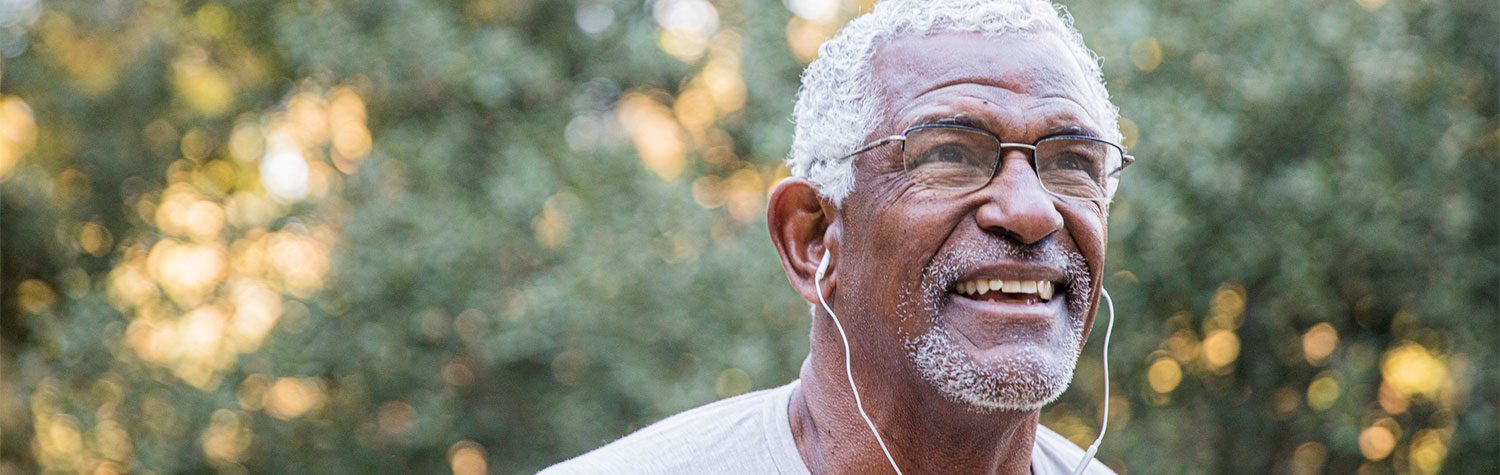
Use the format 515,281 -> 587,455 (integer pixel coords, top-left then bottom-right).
870,31 -> 1098,135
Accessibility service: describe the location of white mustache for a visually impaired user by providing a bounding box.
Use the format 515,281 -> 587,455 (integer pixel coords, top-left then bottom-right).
920,236 -> 1091,313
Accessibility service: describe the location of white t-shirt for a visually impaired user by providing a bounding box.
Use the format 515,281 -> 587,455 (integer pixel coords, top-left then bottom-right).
541,380 -> 1116,474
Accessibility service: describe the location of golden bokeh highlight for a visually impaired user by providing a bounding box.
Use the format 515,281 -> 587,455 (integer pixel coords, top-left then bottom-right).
237,374 -> 270,411
654,0 -> 720,61
1381,342 -> 1447,399
1118,117 -> 1140,149
1301,323 -> 1338,366
1358,417 -> 1400,461
100,85 -> 359,396
194,3 -> 233,38
618,92 -> 688,180
721,168 -> 767,222
201,409 -> 252,465
329,87 -> 373,172
1130,37 -> 1163,72
1161,328 -> 1201,363
1201,330 -> 1240,371
172,48 -> 235,117
1377,382 -> 1411,415
1290,441 -> 1327,475
17,279 -> 57,315
786,17 -> 836,64
1205,283 -> 1246,331
449,440 -> 488,475
1407,429 -> 1450,474
715,367 -> 752,398
1306,372 -> 1341,411
619,31 -> 767,225
36,13 -> 126,94
532,192 -> 578,250
30,376 -> 136,471
0,95 -> 38,179
264,377 -> 327,420
1147,357 -> 1182,394
79,221 -> 114,256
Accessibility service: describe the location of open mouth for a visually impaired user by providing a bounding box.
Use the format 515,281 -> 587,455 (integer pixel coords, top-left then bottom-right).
953,278 -> 1057,304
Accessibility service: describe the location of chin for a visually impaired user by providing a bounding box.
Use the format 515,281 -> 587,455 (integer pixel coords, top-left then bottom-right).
904,322 -> 1083,413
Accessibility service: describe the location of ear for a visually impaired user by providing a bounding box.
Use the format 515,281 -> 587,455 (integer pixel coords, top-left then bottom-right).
767,178 -> 839,305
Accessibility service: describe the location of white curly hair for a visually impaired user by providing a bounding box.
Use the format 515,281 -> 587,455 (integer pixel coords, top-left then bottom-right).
788,0 -> 1122,206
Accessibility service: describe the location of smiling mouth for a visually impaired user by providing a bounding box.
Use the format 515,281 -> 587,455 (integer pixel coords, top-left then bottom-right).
953,278 -> 1057,304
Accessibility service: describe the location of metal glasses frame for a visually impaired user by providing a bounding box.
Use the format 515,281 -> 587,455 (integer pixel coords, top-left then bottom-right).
836,123 -> 1136,202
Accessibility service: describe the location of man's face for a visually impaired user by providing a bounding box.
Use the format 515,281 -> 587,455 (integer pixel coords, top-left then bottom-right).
836,31 -> 1109,411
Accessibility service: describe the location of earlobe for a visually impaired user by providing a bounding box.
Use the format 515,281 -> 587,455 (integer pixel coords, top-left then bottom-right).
766,178 -> 837,305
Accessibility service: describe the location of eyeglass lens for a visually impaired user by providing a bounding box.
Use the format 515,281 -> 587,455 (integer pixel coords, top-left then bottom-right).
900,126 -> 1118,200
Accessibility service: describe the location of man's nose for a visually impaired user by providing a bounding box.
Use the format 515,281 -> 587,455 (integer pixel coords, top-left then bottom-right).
973,152 -> 1064,244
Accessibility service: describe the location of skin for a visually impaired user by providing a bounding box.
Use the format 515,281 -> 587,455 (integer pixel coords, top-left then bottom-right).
767,31 -> 1110,474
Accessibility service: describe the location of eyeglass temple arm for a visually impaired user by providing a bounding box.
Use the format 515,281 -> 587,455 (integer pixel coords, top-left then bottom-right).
1106,154 -> 1136,179
837,135 -> 907,161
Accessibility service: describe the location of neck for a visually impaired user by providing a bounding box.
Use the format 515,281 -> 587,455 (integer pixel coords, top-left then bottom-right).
789,322 -> 1040,475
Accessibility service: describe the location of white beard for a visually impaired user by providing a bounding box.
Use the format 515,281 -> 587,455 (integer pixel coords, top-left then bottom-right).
900,237 -> 1092,412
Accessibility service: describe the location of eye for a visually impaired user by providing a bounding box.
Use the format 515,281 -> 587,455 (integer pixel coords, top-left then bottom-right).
1036,139 -> 1108,181
928,145 -> 973,164
1050,153 -> 1089,171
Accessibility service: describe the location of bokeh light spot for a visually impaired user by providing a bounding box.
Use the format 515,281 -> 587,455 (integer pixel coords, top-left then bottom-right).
1306,373 -> 1341,411
786,17 -> 835,64
1358,418 -> 1399,461
377,401 -> 417,440
716,367 -> 752,398
17,278 -> 57,314
260,133 -> 310,201
1290,441 -> 1327,475
449,440 -> 488,475
1202,330 -> 1240,371
617,92 -> 687,180
1408,429 -> 1449,474
1147,357 -> 1182,394
1381,342 -> 1447,398
264,377 -> 326,420
1130,37 -> 1162,72
1301,323 -> 1339,366
0,95 -> 38,179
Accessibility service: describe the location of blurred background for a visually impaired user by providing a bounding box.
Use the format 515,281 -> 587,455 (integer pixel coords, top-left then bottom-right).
0,0 -> 1495,473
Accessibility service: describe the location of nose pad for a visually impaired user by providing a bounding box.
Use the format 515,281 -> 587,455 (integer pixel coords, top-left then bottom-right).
973,153 -> 1065,244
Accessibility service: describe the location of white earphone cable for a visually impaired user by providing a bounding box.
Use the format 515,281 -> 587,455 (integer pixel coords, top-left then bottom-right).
817,252 -> 1113,475
1071,287 -> 1115,475
816,251 -> 904,475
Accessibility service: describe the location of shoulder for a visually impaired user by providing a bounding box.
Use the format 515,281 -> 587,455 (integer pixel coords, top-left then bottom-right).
541,381 -> 808,475
1031,424 -> 1117,475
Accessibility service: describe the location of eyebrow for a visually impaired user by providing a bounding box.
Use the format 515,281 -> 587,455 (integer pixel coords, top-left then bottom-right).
929,115 -> 986,128
912,115 -> 1100,141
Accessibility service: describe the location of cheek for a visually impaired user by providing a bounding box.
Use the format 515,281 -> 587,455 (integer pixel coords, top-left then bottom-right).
1060,203 -> 1108,273
844,196 -> 961,316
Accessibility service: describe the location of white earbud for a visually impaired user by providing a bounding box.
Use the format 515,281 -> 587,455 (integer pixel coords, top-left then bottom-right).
815,250 -> 903,475
1072,286 -> 1116,475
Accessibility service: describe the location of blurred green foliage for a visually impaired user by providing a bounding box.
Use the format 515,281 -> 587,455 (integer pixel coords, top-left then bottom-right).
1,0 -> 1495,473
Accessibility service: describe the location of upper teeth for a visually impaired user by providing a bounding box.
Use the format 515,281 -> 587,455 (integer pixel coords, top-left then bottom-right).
957,279 -> 1055,301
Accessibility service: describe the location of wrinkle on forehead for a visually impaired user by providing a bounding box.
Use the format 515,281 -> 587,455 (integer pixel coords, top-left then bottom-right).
896,93 -> 1100,139
870,32 -> 1095,134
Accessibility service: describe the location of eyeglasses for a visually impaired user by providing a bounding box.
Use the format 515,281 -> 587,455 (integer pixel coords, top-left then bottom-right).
838,124 -> 1135,202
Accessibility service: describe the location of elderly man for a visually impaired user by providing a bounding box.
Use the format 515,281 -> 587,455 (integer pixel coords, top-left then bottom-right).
546,0 -> 1129,473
